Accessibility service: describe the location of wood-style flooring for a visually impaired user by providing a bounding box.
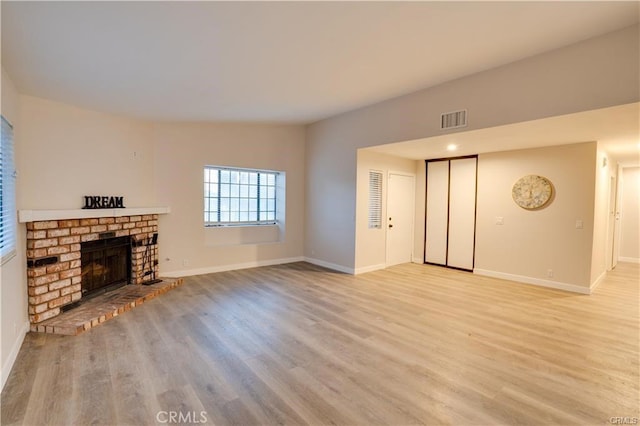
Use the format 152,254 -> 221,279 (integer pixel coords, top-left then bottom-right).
2,261 -> 638,425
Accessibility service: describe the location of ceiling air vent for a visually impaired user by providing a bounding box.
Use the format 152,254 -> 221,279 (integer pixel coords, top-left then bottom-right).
440,109 -> 467,130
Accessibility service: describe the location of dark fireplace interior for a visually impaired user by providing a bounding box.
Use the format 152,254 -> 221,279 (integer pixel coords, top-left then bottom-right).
80,236 -> 131,298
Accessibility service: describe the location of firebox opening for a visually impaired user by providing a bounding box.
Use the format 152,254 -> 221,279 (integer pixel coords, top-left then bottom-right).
80,236 -> 131,300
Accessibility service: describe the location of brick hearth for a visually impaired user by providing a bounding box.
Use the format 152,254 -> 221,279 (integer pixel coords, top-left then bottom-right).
26,214 -> 160,327
32,277 -> 184,335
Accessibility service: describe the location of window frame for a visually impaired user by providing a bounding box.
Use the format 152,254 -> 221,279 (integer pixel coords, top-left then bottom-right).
1,116 -> 17,264
204,165 -> 279,227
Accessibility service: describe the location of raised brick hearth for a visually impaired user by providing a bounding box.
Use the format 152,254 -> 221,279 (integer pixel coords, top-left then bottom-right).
26,214 -> 160,328
32,277 -> 183,335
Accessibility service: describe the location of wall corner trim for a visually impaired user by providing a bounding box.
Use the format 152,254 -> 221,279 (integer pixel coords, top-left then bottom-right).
473,268 -> 591,295
1,321 -> 30,392
303,257 -> 355,275
590,270 -> 607,293
354,263 -> 386,275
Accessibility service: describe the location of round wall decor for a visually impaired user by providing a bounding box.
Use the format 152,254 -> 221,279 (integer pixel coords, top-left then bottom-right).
512,175 -> 553,210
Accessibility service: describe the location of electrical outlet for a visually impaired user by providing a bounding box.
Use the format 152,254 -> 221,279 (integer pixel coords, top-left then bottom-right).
547,269 -> 554,278
575,220 -> 584,229
182,259 -> 189,267
495,217 -> 504,225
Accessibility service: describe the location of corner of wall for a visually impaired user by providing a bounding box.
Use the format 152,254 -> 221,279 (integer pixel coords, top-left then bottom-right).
304,257 -> 355,275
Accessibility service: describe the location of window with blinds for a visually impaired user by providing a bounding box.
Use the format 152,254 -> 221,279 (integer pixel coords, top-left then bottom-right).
368,170 -> 383,229
204,166 -> 279,226
1,116 -> 17,263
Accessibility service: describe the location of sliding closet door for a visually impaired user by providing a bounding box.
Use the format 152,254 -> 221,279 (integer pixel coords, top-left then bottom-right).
424,161 -> 449,265
447,158 -> 477,270
424,156 -> 477,271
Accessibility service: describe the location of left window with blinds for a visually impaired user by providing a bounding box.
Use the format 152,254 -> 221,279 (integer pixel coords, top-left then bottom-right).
1,116 -> 16,264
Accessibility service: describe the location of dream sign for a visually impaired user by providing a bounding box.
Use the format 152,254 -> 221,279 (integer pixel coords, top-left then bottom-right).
83,196 -> 125,209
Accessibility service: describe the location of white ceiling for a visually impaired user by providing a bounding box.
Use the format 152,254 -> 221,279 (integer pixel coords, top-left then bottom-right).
2,1 -> 639,124
3,1 -> 639,164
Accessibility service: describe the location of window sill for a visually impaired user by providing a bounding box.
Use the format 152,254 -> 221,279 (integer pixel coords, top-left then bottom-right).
205,222 -> 277,229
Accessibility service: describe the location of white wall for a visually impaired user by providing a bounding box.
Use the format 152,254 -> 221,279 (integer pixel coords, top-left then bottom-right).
15,97 -> 307,277
1,68 -> 28,390
306,25 -> 639,271
474,143 -> 596,291
354,150 -> 417,273
152,122 -> 305,276
619,167 -> 640,262
17,96 -> 155,210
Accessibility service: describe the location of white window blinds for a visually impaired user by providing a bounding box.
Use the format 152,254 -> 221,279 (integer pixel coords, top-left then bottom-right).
368,170 -> 383,229
1,116 -> 17,263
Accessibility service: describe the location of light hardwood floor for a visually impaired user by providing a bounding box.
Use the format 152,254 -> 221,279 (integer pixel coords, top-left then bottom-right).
2,261 -> 638,425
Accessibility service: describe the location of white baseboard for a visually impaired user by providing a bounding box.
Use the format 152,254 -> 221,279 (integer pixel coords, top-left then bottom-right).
303,257 -> 355,274
354,263 -> 386,275
356,258 -> 425,274
1,320 -> 29,391
473,269 -> 591,295
161,256 -> 305,278
618,257 -> 640,264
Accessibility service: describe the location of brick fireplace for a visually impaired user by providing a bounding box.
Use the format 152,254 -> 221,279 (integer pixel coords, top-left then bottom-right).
25,213 -> 161,328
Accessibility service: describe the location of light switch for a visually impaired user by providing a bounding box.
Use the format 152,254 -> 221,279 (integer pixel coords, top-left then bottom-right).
495,217 -> 504,225
575,220 -> 584,229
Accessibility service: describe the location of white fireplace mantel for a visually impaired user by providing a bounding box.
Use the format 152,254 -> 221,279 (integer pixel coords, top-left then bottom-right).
18,206 -> 170,223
